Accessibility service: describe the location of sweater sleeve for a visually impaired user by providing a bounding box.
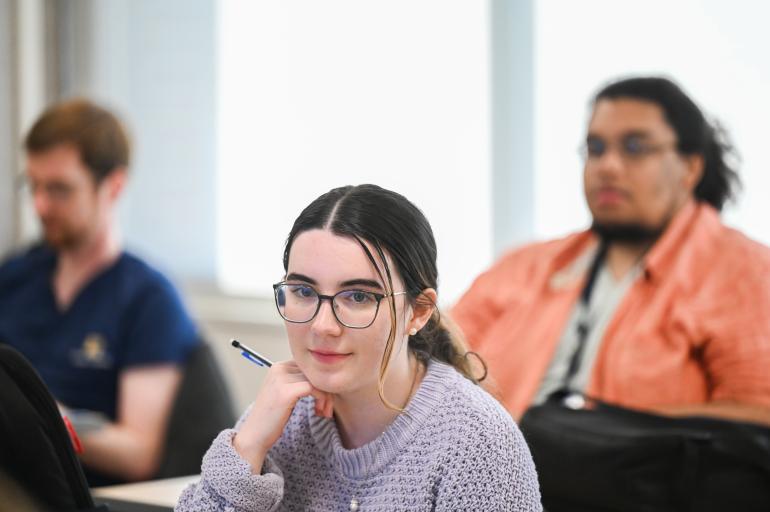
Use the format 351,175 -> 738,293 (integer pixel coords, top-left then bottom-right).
434,419 -> 542,512
175,429 -> 284,512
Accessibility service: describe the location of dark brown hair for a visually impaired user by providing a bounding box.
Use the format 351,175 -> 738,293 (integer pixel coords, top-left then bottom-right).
283,185 -> 486,407
25,99 -> 130,183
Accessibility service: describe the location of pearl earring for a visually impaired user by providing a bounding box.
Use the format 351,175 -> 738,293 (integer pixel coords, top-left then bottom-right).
409,328 -> 417,336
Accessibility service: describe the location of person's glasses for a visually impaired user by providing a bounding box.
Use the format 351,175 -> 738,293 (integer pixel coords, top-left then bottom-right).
272,282 -> 408,329
17,175 -> 75,202
579,136 -> 677,163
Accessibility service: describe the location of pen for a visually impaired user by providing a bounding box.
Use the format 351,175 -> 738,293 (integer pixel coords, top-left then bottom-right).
231,339 -> 273,368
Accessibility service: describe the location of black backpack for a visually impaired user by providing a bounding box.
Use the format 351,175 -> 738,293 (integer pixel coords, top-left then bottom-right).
520,391 -> 770,512
0,343 -> 107,511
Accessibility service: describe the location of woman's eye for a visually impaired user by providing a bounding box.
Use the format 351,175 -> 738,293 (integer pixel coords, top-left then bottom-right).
289,285 -> 315,298
340,290 -> 374,305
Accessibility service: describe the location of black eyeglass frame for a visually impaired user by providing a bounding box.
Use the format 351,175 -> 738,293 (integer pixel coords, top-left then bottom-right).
578,136 -> 679,163
272,281 -> 409,329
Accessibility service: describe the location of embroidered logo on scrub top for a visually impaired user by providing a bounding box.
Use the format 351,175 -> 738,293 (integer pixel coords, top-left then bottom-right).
70,333 -> 113,369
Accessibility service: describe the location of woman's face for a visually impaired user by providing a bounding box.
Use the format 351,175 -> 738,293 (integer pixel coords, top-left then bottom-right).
281,229 -> 413,397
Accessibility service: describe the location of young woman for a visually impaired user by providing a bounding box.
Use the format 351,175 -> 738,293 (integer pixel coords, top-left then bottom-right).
176,185 -> 542,511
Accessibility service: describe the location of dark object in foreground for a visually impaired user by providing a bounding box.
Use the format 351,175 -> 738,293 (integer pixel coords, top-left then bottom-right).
0,343 -> 108,511
520,391 -> 770,512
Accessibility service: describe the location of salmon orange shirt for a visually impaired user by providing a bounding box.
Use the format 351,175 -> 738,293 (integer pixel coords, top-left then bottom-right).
452,201 -> 770,418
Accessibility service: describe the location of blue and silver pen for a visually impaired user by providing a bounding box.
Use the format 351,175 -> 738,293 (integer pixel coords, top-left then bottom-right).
231,339 -> 273,368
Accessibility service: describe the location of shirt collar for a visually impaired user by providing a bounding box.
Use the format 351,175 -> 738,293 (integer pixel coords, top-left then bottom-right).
642,199 -> 720,283
548,199 -> 721,289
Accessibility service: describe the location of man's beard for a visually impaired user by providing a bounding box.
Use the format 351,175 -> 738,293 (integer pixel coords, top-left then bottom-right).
41,220 -> 85,250
590,221 -> 664,245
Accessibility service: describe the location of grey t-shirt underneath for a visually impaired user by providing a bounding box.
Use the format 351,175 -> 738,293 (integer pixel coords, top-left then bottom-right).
533,263 -> 641,404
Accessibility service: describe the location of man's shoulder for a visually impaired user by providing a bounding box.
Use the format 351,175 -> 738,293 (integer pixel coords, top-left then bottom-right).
491,231 -> 591,274
1,243 -> 52,267
510,232 -> 587,256
110,252 -> 198,362
671,211 -> 770,298
0,245 -> 53,285
105,252 -> 193,322
114,251 -> 181,294
684,209 -> 770,277
718,225 -> 770,264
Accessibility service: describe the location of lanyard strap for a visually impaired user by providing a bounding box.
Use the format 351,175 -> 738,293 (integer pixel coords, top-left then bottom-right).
561,242 -> 608,389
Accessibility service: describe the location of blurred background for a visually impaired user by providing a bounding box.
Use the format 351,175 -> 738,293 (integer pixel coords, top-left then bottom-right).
1,0 -> 769,411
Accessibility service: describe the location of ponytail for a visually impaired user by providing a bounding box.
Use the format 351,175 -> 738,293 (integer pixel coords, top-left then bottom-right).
408,308 -> 487,385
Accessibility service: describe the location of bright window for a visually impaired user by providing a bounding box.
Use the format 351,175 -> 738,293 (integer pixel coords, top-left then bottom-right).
534,0 -> 770,244
217,1 -> 491,304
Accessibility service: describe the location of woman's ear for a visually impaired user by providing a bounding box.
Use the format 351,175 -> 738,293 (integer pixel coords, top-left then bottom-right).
408,288 -> 437,334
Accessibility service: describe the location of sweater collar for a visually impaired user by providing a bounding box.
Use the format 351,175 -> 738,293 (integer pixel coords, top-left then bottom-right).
308,360 -> 454,479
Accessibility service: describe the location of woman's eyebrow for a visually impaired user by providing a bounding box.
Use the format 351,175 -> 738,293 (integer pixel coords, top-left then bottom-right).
339,278 -> 383,290
285,273 -> 316,284
285,274 -> 383,290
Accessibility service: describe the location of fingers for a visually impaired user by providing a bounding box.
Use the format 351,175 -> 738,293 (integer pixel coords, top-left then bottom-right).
285,380 -> 334,418
259,361 -> 335,420
235,360 -> 336,466
313,391 -> 334,419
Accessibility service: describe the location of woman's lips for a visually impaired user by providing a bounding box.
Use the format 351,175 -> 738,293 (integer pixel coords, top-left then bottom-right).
309,350 -> 351,364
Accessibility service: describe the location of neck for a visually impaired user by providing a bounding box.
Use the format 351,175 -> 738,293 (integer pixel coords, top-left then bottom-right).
53,224 -> 121,309
605,241 -> 650,280
334,354 -> 423,449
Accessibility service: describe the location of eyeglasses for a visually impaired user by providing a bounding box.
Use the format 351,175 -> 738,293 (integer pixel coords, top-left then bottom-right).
17,175 -> 75,202
579,136 -> 678,163
272,282 -> 408,329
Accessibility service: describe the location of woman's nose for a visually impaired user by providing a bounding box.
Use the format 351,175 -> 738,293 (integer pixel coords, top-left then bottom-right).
310,299 -> 343,337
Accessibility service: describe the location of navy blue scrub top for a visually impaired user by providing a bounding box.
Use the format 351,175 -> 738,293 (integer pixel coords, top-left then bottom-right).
0,245 -> 198,420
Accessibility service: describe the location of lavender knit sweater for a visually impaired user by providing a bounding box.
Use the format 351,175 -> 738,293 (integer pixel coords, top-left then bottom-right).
176,361 -> 542,511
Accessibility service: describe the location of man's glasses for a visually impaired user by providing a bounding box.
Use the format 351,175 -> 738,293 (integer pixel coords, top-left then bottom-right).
17,175 -> 75,202
272,282 -> 408,329
579,136 -> 678,163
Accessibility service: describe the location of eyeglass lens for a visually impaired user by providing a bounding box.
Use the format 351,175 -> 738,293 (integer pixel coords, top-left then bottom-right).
275,284 -> 380,328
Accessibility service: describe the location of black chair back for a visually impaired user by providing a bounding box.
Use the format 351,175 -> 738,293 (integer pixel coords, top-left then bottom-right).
155,341 -> 236,478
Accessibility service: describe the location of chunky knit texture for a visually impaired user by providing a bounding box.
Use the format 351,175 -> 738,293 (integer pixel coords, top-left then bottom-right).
176,361 -> 542,511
